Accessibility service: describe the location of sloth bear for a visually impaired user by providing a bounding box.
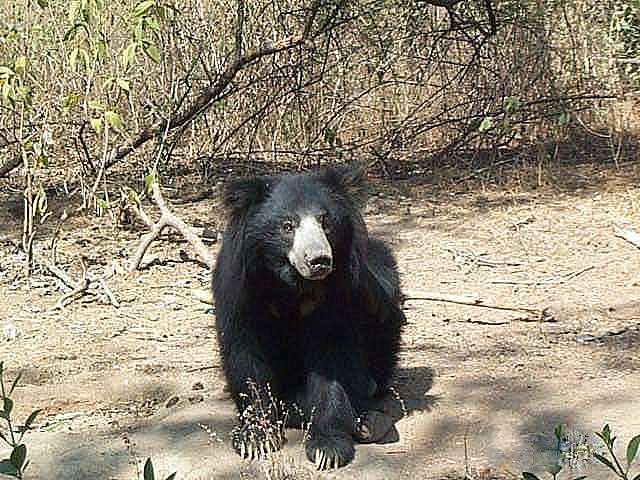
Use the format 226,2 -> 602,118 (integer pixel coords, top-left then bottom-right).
213,166 -> 404,469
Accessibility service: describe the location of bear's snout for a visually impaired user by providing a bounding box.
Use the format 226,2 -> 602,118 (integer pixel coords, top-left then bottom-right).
288,215 -> 333,280
307,254 -> 333,278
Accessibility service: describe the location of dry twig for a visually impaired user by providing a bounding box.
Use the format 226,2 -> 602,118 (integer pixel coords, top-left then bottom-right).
614,227 -> 640,249
490,265 -> 594,286
402,290 -> 550,320
129,181 -> 215,272
46,257 -> 120,310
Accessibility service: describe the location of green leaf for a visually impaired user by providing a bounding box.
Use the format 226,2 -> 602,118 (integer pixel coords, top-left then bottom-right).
9,371 -> 22,395
0,459 -> 18,476
127,189 -> 141,206
116,78 -> 130,92
479,116 -> 493,132
37,0 -> 49,7
79,48 -> 91,75
554,425 -> 564,443
10,445 -> 26,470
88,100 -> 103,110
594,452 -> 617,472
504,96 -> 520,113
35,189 -> 48,215
501,116 -> 511,134
165,473 -> 177,480
0,66 -> 15,78
132,0 -> 155,18
143,458 -> 155,480
597,424 -> 612,447
97,39 -> 107,60
14,56 -> 26,74
22,409 -> 41,430
558,111 -> 571,126
1,81 -> 14,102
90,118 -> 103,134
102,77 -> 114,90
122,42 -> 137,68
69,47 -> 79,71
106,110 -> 124,131
64,93 -> 80,112
522,472 -> 540,480
144,171 -> 157,195
143,43 -> 162,64
96,198 -> 109,212
627,435 -> 640,468
144,15 -> 160,33
68,0 -> 81,21
3,397 -> 14,417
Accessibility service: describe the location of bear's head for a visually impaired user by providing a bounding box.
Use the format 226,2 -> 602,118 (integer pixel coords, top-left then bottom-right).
221,166 -> 367,291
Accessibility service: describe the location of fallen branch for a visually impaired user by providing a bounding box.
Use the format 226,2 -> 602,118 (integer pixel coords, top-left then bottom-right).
490,265 -> 594,286
46,257 -> 120,310
129,181 -> 215,272
614,227 -> 640,249
402,290 -> 551,320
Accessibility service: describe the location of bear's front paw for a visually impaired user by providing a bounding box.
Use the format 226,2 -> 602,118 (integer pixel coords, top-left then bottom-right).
305,433 -> 355,470
354,410 -> 397,444
232,421 -> 285,460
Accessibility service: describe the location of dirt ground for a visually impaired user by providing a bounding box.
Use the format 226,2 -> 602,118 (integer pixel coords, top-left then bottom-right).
1,155 -> 639,480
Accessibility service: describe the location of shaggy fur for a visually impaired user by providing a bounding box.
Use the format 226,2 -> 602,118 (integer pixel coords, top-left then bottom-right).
213,166 -> 404,468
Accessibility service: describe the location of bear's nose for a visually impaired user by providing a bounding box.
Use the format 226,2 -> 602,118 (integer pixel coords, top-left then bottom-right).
307,255 -> 332,275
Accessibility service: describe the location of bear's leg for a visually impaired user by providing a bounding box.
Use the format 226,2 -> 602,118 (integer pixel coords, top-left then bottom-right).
301,372 -> 357,469
222,347 -> 286,459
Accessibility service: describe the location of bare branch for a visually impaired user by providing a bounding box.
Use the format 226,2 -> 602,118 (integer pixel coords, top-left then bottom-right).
402,290 -> 548,319
107,0 -> 322,168
235,0 -> 245,61
0,154 -> 21,177
129,181 -> 215,271
614,227 -> 640,249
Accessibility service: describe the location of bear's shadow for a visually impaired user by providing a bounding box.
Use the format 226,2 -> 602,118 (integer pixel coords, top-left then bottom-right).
360,366 -> 436,444
392,366 -> 438,415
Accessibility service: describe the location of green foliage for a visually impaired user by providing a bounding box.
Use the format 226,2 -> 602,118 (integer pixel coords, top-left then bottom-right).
613,3 -> 640,85
594,424 -> 640,480
479,96 -> 521,136
123,0 -> 177,67
143,458 -> 177,480
523,424 -> 640,480
0,362 -> 40,479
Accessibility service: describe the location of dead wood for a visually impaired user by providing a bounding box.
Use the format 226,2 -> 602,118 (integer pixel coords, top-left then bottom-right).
46,257 -> 119,310
614,227 -> 640,249
489,265 -> 594,286
129,181 -> 215,272
402,290 -> 551,320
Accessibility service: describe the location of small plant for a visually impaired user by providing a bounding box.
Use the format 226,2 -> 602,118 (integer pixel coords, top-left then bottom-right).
593,424 -> 640,480
142,458 -> 176,480
0,362 -> 40,479
522,425 -> 589,480
523,424 -> 640,480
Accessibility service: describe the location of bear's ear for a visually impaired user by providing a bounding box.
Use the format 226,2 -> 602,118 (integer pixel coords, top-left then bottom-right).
319,164 -> 367,203
222,176 -> 272,215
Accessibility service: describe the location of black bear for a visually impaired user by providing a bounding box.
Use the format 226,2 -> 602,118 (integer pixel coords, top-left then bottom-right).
213,166 -> 404,469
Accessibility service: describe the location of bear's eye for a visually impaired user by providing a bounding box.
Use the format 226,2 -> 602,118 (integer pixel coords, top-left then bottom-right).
282,219 -> 295,233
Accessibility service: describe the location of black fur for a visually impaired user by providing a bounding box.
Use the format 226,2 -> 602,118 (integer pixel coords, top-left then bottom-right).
213,166 -> 404,468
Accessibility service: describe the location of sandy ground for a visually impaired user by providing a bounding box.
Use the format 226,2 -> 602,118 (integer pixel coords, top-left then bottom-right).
1,158 -> 639,480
